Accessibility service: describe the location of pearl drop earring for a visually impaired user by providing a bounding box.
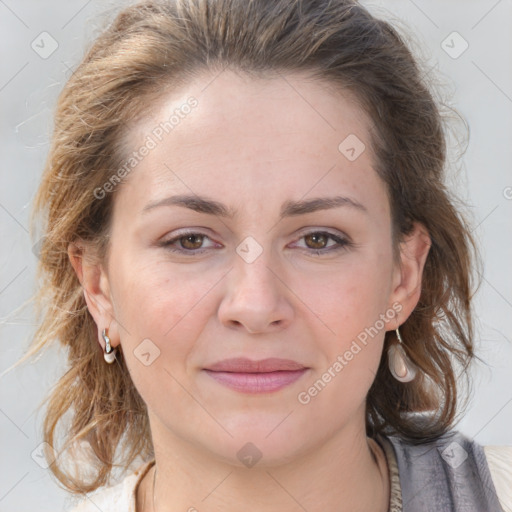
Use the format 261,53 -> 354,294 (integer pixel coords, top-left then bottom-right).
102,328 -> 117,364
388,326 -> 417,382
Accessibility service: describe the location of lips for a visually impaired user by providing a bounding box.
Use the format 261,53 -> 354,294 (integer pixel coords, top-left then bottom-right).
203,358 -> 308,393
205,357 -> 306,373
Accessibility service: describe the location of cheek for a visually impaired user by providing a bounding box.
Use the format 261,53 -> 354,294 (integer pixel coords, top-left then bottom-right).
293,270 -> 389,424
291,252 -> 393,398
113,253 -> 220,334
110,256 -> 223,378
111,261 -> 223,417
297,257 -> 392,339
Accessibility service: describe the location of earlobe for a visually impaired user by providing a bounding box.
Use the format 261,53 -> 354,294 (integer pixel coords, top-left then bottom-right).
67,241 -> 120,349
390,222 -> 431,320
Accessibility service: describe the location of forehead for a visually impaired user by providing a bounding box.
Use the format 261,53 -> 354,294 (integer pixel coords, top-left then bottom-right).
116,69 -> 386,218
127,69 -> 372,157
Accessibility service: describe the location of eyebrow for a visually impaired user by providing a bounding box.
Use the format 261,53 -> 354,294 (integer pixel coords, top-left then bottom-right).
141,194 -> 368,219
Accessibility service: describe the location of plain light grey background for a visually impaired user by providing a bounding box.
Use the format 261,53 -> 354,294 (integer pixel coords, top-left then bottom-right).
1,0 -> 511,510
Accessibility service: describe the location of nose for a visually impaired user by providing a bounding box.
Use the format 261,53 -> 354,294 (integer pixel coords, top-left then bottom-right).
217,249 -> 294,334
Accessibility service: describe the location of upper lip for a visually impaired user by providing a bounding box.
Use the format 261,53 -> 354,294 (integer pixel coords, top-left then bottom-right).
205,358 -> 307,373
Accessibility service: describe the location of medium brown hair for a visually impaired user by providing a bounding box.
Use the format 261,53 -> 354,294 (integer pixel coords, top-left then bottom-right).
25,0 -> 480,494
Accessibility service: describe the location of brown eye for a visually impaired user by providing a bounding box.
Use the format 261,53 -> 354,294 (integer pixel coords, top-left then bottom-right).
179,234 -> 204,250
160,232 -> 216,254
304,233 -> 329,249
291,230 -> 351,256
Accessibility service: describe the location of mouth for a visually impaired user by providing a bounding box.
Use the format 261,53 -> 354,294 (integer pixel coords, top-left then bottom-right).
203,358 -> 309,393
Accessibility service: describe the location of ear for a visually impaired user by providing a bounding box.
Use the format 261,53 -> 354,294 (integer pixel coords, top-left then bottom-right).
68,241 -> 121,350
388,221 -> 431,327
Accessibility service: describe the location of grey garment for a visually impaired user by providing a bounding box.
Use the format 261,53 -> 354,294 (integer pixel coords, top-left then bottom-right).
383,430 -> 504,512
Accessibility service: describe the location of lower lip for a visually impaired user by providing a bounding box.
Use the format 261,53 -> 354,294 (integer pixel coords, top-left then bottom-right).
203,369 -> 308,393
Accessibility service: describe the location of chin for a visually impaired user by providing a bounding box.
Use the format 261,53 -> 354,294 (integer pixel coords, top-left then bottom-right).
210,438 -> 309,470
195,414 -> 317,469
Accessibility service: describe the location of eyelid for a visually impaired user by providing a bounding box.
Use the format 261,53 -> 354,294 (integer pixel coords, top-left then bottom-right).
160,229 -> 219,250
288,229 -> 350,251
294,226 -> 348,240
159,227 -> 352,255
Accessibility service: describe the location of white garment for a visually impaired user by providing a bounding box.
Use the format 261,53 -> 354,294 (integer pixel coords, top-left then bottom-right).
67,461 -> 154,512
484,445 -> 512,512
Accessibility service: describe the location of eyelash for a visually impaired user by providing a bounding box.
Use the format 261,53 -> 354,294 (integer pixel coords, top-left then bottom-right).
159,230 -> 352,256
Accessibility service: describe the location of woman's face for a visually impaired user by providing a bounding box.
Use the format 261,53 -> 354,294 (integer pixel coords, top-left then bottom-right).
84,70 -> 428,465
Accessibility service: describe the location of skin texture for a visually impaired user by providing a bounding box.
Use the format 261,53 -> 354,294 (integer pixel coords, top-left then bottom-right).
69,70 -> 431,511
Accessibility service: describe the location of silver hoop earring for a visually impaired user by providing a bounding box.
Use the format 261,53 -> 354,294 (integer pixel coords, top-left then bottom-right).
102,328 -> 117,364
388,326 -> 417,382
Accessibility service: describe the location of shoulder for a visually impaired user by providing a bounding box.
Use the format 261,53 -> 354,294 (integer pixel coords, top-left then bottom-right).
380,430 -> 512,511
382,428 -> 505,464
66,460 -> 155,512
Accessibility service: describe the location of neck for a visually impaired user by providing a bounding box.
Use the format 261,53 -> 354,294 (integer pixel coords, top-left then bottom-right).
139,415 -> 389,512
